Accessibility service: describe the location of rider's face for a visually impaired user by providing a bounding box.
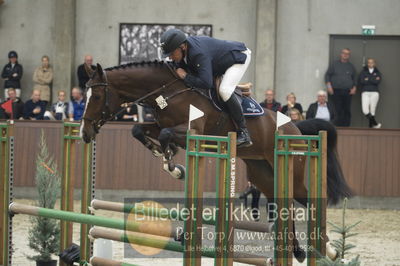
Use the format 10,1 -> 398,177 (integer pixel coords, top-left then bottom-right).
169,47 -> 183,63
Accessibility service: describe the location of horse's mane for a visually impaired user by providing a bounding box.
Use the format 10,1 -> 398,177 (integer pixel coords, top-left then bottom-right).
105,60 -> 167,71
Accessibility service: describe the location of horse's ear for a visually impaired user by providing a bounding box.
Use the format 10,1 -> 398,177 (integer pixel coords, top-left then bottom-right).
96,63 -> 103,77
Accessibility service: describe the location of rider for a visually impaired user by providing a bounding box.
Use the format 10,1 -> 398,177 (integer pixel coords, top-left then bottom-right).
160,29 -> 252,147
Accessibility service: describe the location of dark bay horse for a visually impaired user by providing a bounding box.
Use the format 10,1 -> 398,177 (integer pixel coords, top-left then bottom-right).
80,61 -> 352,262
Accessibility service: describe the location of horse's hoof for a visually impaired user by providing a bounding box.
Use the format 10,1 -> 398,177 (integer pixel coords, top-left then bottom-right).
175,164 -> 185,179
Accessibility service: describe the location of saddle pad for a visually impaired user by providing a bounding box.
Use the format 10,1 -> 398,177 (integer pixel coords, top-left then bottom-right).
242,96 -> 265,117
207,89 -> 264,117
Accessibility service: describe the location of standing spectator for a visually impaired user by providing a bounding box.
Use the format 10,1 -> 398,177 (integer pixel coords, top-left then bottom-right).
260,89 -> 282,112
306,90 -> 336,122
77,55 -> 96,90
1,88 -> 24,119
44,90 -> 68,120
33,55 -> 53,104
23,89 -> 47,120
325,48 -> 356,127
116,104 -> 138,122
1,51 -> 23,98
359,58 -> 382,128
68,87 -> 85,121
281,92 -> 303,115
288,108 -> 304,122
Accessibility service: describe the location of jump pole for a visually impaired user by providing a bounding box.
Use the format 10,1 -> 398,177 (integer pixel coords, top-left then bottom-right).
90,199 -> 274,233
0,122 -> 14,266
274,131 -> 327,266
90,256 -> 139,266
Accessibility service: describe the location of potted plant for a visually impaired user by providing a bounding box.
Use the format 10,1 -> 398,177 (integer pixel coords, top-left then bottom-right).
27,131 -> 61,266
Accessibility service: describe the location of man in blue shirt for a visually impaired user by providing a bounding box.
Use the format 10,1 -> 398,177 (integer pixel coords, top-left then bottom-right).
160,29 -> 252,147
68,87 -> 85,121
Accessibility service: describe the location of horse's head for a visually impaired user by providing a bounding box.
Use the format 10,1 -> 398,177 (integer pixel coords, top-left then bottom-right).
80,63 -> 122,143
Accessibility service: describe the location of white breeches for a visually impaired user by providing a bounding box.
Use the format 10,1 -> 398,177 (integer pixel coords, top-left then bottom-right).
219,48 -> 251,102
361,91 -> 379,116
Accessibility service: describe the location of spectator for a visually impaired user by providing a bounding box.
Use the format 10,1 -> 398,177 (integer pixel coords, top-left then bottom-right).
77,55 -> 96,90
44,90 -> 68,120
359,58 -> 382,128
306,90 -> 336,122
68,87 -> 85,121
23,89 -> 47,120
325,48 -> 356,127
1,88 -> 24,119
281,92 -> 303,115
33,55 -> 53,104
1,51 -> 23,99
116,104 -> 138,122
288,108 -> 304,122
260,89 -> 282,112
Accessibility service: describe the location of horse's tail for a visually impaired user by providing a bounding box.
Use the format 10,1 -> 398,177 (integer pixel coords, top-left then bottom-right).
295,119 -> 353,205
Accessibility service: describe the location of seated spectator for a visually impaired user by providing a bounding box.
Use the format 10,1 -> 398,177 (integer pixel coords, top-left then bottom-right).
68,87 -> 85,121
77,55 -> 96,90
289,108 -> 304,122
44,90 -> 68,120
23,89 -> 47,120
33,55 -> 53,104
143,106 -> 155,122
306,90 -> 336,122
281,92 -> 303,115
1,88 -> 24,119
1,51 -> 23,98
116,104 -> 138,122
260,89 -> 281,112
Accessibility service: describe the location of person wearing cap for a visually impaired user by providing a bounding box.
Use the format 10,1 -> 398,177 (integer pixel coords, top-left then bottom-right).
1,51 -> 23,99
160,29 -> 252,147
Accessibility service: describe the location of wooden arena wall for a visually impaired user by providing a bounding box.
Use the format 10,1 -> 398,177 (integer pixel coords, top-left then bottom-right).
10,121 -> 400,197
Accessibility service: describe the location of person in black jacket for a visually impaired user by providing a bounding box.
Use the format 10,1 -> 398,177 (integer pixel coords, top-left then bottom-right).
1,51 -> 23,99
2,88 -> 24,119
281,92 -> 303,115
358,58 -> 382,128
77,55 -> 96,90
259,89 -> 282,112
23,89 -> 47,120
306,90 -> 336,122
160,29 -> 252,147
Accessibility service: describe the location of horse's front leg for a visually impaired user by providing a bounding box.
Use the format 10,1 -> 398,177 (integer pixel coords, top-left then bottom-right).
131,123 -> 163,157
158,127 -> 185,180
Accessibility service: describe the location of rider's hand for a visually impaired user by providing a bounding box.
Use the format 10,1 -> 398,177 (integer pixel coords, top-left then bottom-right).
176,68 -> 187,79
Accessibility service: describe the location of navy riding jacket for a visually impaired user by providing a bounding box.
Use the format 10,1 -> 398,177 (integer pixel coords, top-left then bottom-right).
179,36 -> 247,89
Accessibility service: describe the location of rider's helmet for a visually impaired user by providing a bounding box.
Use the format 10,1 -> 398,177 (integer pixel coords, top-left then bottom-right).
160,29 -> 187,56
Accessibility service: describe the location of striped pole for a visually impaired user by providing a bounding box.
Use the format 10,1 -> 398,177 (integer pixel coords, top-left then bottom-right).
9,203 -> 180,239
90,257 -> 139,266
91,199 -> 273,233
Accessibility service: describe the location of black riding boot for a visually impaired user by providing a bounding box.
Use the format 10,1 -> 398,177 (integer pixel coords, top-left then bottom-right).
370,115 -> 381,128
225,94 -> 252,147
365,113 -> 373,128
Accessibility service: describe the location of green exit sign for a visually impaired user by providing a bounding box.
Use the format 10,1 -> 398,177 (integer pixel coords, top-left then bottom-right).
362,25 -> 376,35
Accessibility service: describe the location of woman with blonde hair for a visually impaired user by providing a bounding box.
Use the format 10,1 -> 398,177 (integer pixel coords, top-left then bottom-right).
33,55 -> 53,104
281,92 -> 303,115
289,108 -> 304,122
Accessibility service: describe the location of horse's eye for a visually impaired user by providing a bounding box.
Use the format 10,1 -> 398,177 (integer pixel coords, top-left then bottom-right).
93,95 -> 101,100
